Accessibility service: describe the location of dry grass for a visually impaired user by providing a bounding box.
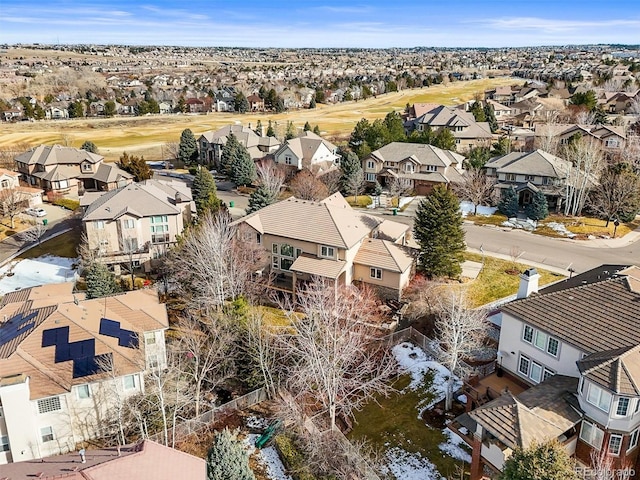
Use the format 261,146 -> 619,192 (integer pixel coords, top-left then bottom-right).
0,78 -> 517,161
541,215 -> 640,238
465,213 -> 508,227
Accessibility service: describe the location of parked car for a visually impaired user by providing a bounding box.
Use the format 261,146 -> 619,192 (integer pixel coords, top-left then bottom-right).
25,207 -> 47,217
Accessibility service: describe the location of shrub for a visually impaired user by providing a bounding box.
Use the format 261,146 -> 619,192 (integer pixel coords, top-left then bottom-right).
273,435 -> 316,480
53,198 -> 80,211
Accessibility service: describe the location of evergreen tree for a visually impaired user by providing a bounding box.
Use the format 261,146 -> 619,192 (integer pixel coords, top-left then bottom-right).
413,185 -> 465,278
466,146 -> 491,169
312,125 -> 321,135
500,441 -> 578,480
349,118 -> 371,158
81,141 -> 98,154
484,103 -> 499,133
191,166 -> 222,216
433,128 -> 457,151
104,101 -> 116,117
175,95 -> 187,113
470,101 -> 486,122
492,136 -> 512,156
206,428 -> 256,480
178,129 -> 199,165
229,145 -> 256,187
68,100 -> 84,118
234,92 -> 249,113
303,121 -> 311,132
285,121 -> 297,140
383,111 -> 407,142
525,190 -> 549,221
255,119 -> 262,135
220,133 -> 241,176
266,121 -> 276,137
246,184 -> 276,213
498,187 -> 519,218
117,152 -> 152,182
85,262 -> 120,299
309,97 -> 316,109
339,148 -> 364,194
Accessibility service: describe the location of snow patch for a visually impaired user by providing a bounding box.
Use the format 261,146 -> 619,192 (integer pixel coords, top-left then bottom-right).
439,428 -> 472,463
460,201 -> 497,217
384,447 -> 444,480
0,255 -> 78,295
457,394 -> 467,404
244,433 -> 292,480
543,221 -> 577,238
246,415 -> 270,430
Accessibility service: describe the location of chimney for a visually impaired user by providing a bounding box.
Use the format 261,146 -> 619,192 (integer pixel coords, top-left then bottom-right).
517,268 -> 540,299
174,192 -> 183,204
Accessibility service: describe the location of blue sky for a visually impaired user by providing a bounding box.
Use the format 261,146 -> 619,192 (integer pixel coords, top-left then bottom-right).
1,0 -> 639,48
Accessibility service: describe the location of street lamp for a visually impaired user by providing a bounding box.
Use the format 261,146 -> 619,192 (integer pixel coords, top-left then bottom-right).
613,219 -> 620,238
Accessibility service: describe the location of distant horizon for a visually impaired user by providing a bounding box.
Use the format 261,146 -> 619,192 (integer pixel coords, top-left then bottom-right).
2,0 -> 639,49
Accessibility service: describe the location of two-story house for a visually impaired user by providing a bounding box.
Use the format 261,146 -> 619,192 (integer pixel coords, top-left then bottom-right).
533,123 -> 627,158
362,142 -> 465,195
484,149 -> 570,212
80,179 -> 193,273
232,192 -> 414,300
0,283 -> 169,464
198,124 -> 281,167
460,265 -> 640,479
14,145 -> 133,200
273,131 -> 339,173
0,168 -> 43,211
405,104 -> 494,151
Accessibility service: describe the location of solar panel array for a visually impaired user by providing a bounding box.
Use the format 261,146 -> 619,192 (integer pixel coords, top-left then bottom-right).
41,326 -> 112,378
0,311 -> 38,347
99,318 -> 139,348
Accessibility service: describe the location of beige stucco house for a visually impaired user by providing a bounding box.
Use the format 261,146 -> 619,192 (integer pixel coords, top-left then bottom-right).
232,192 -> 414,300
15,145 -> 133,200
198,124 -> 281,167
0,283 -> 169,464
81,179 -> 193,272
0,168 -> 43,211
273,131 -> 340,173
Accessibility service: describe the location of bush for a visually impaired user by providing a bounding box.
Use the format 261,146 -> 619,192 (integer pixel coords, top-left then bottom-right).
188,166 -> 198,175
53,198 -> 80,211
274,435 -> 316,480
345,195 -> 372,207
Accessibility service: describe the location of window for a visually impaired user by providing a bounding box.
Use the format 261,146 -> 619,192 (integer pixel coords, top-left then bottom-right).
0,435 -> 8,452
505,173 -> 516,181
76,384 -> 91,400
0,179 -> 8,188
580,421 -> 604,449
285,155 -> 293,165
82,162 -> 92,172
256,233 -> 262,244
608,434 -> 623,456
518,355 -> 530,376
366,161 -> 375,169
149,354 -> 159,369
530,362 -> 543,383
123,219 -> 135,229
40,426 -> 55,443
404,163 -> 414,173
366,173 -> 376,182
370,268 -> 382,279
547,338 -> 559,356
123,374 -> 137,390
425,165 -> 437,172
525,175 -> 535,182
320,245 -> 335,258
95,221 -> 105,230
616,397 -> 630,416
542,177 -> 551,185
523,325 -> 534,343
271,243 -> 298,271
606,139 -> 620,148
145,333 -> 156,345
587,384 -> 612,413
151,216 -> 170,244
629,429 -> 639,452
534,331 -> 547,350
543,368 -> 555,381
37,396 -> 61,414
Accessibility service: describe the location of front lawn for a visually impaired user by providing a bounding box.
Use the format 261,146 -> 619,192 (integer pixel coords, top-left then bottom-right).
345,195 -> 373,208
540,215 -> 640,238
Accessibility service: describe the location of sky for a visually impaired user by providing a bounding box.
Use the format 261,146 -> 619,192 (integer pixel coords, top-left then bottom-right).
1,0 -> 639,49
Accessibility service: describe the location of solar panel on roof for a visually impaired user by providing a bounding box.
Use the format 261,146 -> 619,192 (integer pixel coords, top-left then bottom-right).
118,330 -> 138,348
42,326 -> 69,348
99,318 -> 121,337
0,311 -> 39,347
73,353 -> 112,378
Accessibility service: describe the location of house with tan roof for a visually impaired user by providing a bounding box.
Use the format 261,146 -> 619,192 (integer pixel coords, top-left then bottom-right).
0,283 -> 169,464
232,192 -> 414,300
0,167 -> 43,211
362,142 -> 465,195
273,131 -> 340,173
14,145 -> 133,200
198,124 -> 281,167
533,123 -> 627,157
405,105 -> 493,151
456,265 -> 640,479
80,179 -> 193,273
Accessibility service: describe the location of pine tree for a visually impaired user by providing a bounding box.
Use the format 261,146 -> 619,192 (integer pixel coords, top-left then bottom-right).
246,185 -> 276,213
81,141 -> 98,154
220,133 -> 241,176
207,428 -> 256,480
484,103 -> 499,133
117,152 -> 152,182
191,167 -> 222,216
413,185 -> 465,278
255,119 -> 262,136
85,262 -> 120,299
525,190 -> 549,221
309,97 -> 316,109
178,128 -> 199,165
229,145 -> 256,187
285,121 -> 296,140
312,125 -> 321,135
470,101 -> 486,122
498,187 -> 519,218
339,148 -> 364,194
266,121 -> 276,138
433,128 -> 457,151
303,121 -> 311,132
500,441 -> 578,480
234,92 -> 249,113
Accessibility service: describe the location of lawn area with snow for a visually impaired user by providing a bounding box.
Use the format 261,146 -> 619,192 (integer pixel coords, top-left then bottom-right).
0,255 -> 78,295
245,426 -> 292,480
460,201 -> 497,217
348,342 -> 471,480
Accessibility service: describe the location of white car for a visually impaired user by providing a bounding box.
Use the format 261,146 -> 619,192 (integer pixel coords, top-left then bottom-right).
25,207 -> 47,217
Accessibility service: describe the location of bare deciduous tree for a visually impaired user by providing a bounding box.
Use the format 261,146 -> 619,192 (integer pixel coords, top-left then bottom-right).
563,137 -> 604,217
241,312 -> 278,398
534,123 -> 560,155
454,168 -> 496,215
318,168 -> 342,194
588,165 -> 640,226
388,176 -> 413,202
344,169 -> 365,201
403,276 -> 442,322
589,447 -> 615,480
256,161 -> 285,199
277,279 -> 395,430
435,289 -> 488,410
0,188 -> 26,229
290,169 -> 329,201
575,109 -> 597,126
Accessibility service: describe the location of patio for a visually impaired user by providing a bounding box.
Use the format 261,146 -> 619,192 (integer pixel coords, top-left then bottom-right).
464,370 -> 529,408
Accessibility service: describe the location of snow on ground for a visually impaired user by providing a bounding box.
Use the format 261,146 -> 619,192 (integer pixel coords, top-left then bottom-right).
392,342 -> 462,411
460,201 -> 497,217
244,422 -> 292,480
439,428 -> 472,463
383,447 -> 444,480
0,255 -> 78,295
544,221 -> 577,238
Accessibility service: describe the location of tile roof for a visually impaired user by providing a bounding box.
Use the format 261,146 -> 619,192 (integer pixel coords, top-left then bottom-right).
290,254 -> 347,279
577,345 -> 640,395
501,273 -> 640,354
15,144 -> 103,166
354,238 -> 413,273
469,375 -> 580,449
486,149 -> 570,178
369,142 -> 465,168
275,131 -> 338,164
412,105 -> 493,139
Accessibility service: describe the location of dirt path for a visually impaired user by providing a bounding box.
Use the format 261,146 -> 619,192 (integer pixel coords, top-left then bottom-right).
0,77 -> 516,161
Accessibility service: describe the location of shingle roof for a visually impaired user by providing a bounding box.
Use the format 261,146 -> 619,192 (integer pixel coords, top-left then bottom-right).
354,238 -> 413,273
275,131 -> 338,164
369,142 -> 464,168
412,105 -> 493,139
501,274 -> 640,354
15,144 -> 103,166
290,254 -> 347,279
469,375 -> 580,449
486,149 -> 570,178
578,345 -> 640,395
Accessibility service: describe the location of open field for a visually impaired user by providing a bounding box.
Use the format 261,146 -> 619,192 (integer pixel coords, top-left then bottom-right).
0,77 -> 517,161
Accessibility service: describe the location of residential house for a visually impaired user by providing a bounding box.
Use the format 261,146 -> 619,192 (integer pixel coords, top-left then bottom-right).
485,99 -> 513,124
158,101 -> 173,115
0,167 -> 43,210
458,266 -> 640,479
231,192 -> 414,300
80,179 -> 193,273
405,105 -> 494,151
185,97 -> 208,113
485,85 -> 517,106
15,145 -> 133,200
44,105 -> 69,120
247,94 -> 264,112
362,142 -> 465,195
213,87 -> 236,112
533,123 -> 627,157
0,283 -> 169,464
273,131 -> 339,173
484,149 -> 571,212
0,440 -> 205,480
198,124 -> 281,167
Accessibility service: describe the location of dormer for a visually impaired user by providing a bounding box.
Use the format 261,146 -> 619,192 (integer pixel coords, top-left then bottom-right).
81,161 -> 93,173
